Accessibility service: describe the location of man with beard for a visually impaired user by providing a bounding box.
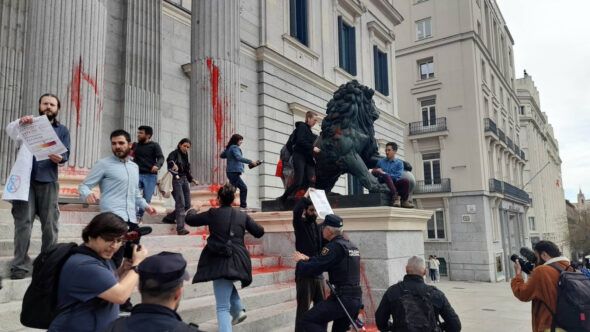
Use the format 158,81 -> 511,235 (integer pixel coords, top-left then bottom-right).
292,193 -> 325,332
132,126 -> 164,223
79,129 -> 156,266
3,93 -> 70,280
103,252 -> 204,332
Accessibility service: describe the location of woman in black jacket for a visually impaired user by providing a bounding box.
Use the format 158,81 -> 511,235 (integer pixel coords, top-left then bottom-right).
167,138 -> 197,235
280,111 -> 320,201
186,184 -> 264,332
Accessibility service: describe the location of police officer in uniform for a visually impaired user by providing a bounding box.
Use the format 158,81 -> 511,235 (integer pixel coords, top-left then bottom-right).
294,214 -> 362,332
103,251 -> 204,332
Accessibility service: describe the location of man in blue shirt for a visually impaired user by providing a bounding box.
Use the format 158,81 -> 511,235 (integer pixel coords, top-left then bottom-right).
8,93 -> 71,280
372,142 -> 414,208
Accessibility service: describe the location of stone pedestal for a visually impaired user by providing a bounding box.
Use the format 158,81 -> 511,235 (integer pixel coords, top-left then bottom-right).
251,206 -> 433,323
190,0 -> 240,185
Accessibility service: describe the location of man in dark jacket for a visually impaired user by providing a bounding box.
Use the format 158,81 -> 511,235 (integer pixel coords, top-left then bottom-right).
132,125 -> 164,223
294,214 -> 362,332
293,195 -> 325,332
280,111 -> 320,202
103,251 -> 204,332
375,256 -> 461,332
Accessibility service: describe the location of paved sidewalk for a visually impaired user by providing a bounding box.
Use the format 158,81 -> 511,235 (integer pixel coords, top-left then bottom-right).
435,280 -> 532,332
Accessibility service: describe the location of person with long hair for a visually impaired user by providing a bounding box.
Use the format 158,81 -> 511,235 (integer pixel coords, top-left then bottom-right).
166,138 -> 198,235
220,134 -> 261,209
186,184 -> 265,332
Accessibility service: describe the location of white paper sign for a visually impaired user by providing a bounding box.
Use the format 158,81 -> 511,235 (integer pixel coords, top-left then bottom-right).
17,115 -> 67,161
308,188 -> 334,219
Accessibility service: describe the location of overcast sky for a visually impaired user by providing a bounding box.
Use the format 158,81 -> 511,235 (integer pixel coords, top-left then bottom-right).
496,0 -> 590,203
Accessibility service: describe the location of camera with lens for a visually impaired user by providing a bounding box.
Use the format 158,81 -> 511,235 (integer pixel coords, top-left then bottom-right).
123,226 -> 152,259
510,247 -> 537,275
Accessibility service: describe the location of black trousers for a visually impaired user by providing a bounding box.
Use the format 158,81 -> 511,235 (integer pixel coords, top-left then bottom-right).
282,152 -> 315,199
295,277 -> 325,332
301,295 -> 361,332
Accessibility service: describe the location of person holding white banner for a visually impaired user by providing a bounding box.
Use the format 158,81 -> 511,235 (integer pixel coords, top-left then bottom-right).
2,93 -> 71,280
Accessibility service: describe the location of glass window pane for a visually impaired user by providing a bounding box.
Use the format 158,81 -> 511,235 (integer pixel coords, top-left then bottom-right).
427,217 -> 435,238
425,19 -> 431,37
433,160 -> 441,183
436,211 -> 445,238
423,161 -> 432,185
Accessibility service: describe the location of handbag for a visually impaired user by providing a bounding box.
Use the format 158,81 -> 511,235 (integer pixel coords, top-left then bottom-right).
206,208 -> 235,257
158,171 -> 173,198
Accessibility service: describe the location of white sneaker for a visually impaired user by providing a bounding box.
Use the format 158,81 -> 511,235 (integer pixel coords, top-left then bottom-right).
232,310 -> 247,325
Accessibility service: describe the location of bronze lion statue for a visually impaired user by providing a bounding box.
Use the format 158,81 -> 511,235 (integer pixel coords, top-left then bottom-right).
314,80 -> 386,193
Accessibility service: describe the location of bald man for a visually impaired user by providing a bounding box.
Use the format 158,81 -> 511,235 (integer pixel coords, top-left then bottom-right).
375,256 -> 461,332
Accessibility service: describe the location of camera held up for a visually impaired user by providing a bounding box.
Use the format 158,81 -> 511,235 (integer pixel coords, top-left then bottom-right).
510,247 -> 537,275
123,226 -> 152,259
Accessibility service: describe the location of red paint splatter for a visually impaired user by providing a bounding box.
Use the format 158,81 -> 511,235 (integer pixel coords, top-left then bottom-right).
70,56 -> 102,126
360,262 -> 377,324
209,183 -> 222,193
208,198 -> 220,207
206,58 -> 224,146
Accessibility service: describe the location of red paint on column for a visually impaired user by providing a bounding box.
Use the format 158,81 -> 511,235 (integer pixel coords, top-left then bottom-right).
71,57 -> 83,126
206,58 -> 224,146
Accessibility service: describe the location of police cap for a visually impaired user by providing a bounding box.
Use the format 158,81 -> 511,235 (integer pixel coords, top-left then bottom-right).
321,214 -> 343,228
138,251 -> 190,292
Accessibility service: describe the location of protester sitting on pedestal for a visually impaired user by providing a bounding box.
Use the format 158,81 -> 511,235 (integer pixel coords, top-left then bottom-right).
375,256 -> 461,332
371,142 -> 414,208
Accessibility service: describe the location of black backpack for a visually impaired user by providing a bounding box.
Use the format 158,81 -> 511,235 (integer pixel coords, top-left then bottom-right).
545,264 -> 590,332
20,242 -> 79,329
394,283 -> 441,332
285,129 -> 297,156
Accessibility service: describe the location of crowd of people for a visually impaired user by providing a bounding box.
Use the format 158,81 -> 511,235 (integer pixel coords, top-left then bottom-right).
5,93 -> 581,332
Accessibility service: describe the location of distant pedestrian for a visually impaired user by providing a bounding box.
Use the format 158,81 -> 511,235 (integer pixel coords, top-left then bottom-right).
3,93 -> 71,280
132,125 -> 164,223
220,134 -> 261,210
375,256 -> 461,332
166,138 -> 198,235
186,183 -> 265,332
428,255 -> 439,283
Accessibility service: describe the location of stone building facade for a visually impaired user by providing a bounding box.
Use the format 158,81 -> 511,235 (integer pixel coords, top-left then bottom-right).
393,0 -> 531,281
0,0 -> 407,208
516,73 -> 570,255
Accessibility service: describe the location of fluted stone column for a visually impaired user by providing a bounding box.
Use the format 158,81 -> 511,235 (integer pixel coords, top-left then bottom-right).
190,0 -> 240,185
22,0 -> 107,170
0,0 -> 27,183
123,0 -> 161,137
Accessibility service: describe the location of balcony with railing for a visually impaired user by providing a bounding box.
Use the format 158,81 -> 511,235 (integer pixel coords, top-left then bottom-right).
484,118 -> 497,135
514,145 -> 521,157
409,117 -> 447,136
506,137 -> 514,150
520,150 -> 526,160
498,129 -> 506,144
414,178 -> 451,194
489,178 -> 530,204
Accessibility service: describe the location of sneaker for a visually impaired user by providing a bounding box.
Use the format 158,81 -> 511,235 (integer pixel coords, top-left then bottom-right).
401,200 -> 414,208
232,310 -> 247,325
10,269 -> 27,280
177,228 -> 190,235
392,197 -> 401,207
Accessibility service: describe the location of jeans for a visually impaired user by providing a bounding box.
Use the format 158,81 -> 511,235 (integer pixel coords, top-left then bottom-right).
11,181 -> 60,272
172,176 -> 191,231
226,172 -> 247,208
213,278 -> 244,332
137,173 -> 157,219
372,172 -> 410,201
429,268 -> 437,282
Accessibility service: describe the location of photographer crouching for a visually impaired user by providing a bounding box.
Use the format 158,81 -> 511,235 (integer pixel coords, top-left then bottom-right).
511,240 -> 569,332
48,212 -> 148,332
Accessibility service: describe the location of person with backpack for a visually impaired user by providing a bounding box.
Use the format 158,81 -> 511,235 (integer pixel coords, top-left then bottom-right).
375,256 -> 461,332
220,133 -> 261,210
279,111 -> 320,203
511,240 -> 572,332
46,212 -> 148,332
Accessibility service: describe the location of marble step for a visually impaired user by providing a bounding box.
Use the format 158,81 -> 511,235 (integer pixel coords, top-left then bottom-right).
198,300 -> 298,332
